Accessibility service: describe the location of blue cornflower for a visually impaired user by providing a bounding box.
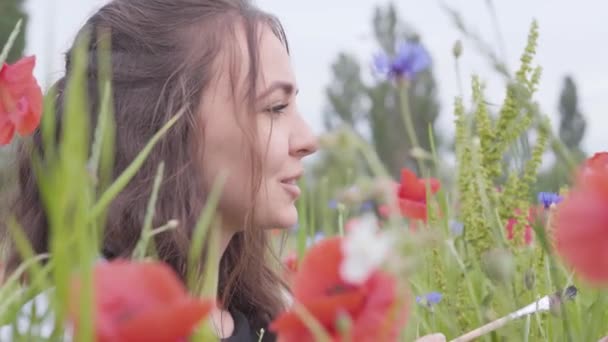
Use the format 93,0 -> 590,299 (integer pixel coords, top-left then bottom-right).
328,199 -> 338,210
306,232 -> 325,247
449,220 -> 464,236
360,200 -> 375,212
416,292 -> 443,307
537,192 -> 563,209
289,223 -> 299,233
373,41 -> 431,81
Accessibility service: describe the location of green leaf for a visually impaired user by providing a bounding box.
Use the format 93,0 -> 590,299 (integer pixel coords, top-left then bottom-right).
187,171 -> 227,294
0,19 -> 22,66
5,218 -> 49,298
132,162 -> 166,260
88,109 -> 183,221
0,262 -> 52,328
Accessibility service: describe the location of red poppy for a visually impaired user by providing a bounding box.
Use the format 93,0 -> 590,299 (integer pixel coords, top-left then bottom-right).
581,152 -> 608,170
69,260 -> 213,342
576,152 -> 608,195
270,238 -> 409,342
396,168 -> 440,221
0,56 -> 43,145
555,152 -> 608,285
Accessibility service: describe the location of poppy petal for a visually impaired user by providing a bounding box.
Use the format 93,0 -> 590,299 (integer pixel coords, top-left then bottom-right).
398,168 -> 426,201
95,260 -> 188,305
427,178 -> 441,195
273,237 -> 410,342
398,198 -> 428,221
15,86 -> 43,135
555,190 -> 608,284
271,291 -> 365,337
582,152 -> 608,170
577,156 -> 608,200
0,56 -> 43,144
70,261 -> 213,342
352,272 -> 409,341
117,300 -> 213,342
293,238 -> 347,301
0,56 -> 36,84
0,119 -> 15,145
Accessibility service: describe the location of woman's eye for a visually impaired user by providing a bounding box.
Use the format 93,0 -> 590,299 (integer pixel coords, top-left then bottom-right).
267,103 -> 289,115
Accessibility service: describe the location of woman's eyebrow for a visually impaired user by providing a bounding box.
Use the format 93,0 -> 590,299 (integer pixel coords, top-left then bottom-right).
257,81 -> 298,100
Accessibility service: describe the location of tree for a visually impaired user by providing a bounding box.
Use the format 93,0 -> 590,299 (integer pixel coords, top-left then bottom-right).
0,0 -> 28,63
322,3 -> 441,178
535,75 -> 588,193
558,75 -> 586,153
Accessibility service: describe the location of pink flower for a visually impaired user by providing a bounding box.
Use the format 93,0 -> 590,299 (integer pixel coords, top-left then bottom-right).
0,56 -> 43,145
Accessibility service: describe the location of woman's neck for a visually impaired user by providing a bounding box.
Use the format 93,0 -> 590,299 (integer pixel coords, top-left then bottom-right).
218,227 -> 235,256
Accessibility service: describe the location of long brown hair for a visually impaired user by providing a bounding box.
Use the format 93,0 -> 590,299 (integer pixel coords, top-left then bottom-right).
6,0 -> 290,332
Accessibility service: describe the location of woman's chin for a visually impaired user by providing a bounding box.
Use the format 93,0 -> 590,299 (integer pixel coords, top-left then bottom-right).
267,205 -> 299,230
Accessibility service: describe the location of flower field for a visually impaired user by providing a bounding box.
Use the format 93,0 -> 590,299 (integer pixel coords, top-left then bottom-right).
1,15 -> 607,342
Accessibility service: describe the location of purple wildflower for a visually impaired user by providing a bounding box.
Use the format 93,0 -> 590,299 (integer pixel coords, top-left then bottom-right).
328,199 -> 338,209
360,200 -> 375,212
416,292 -> 443,307
537,192 -> 563,209
289,223 -> 299,233
373,41 -> 431,81
449,220 -> 464,236
306,232 -> 325,247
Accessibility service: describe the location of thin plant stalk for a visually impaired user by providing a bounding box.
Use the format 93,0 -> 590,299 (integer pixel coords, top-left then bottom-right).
397,82 -> 425,173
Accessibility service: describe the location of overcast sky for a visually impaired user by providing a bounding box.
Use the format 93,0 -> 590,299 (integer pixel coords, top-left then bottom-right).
22,0 -> 607,153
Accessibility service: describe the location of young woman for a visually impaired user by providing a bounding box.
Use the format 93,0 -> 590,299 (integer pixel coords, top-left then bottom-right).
4,0 -> 445,341
7,0 -> 315,340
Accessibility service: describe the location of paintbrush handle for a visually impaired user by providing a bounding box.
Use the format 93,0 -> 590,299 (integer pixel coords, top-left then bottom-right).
449,288 -> 577,342
449,315 -> 513,342
449,296 -> 552,342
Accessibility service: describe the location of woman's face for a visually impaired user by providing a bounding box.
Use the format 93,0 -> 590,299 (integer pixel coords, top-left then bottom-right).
199,23 -> 318,231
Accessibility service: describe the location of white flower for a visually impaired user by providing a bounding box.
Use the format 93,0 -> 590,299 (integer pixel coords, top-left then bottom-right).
340,213 -> 392,285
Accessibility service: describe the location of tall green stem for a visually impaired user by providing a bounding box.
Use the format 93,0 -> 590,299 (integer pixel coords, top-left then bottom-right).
398,81 -> 424,173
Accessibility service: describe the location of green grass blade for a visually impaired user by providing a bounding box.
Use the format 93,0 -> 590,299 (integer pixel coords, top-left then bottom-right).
132,162 -> 165,260
0,19 -> 22,65
187,171 -> 227,293
89,110 -> 183,221
5,218 -> 49,297
88,82 -> 112,184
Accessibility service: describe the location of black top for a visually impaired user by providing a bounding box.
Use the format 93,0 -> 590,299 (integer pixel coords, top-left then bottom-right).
221,310 -> 276,342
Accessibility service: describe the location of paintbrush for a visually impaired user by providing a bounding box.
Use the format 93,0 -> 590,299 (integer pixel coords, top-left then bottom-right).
450,286 -> 578,342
